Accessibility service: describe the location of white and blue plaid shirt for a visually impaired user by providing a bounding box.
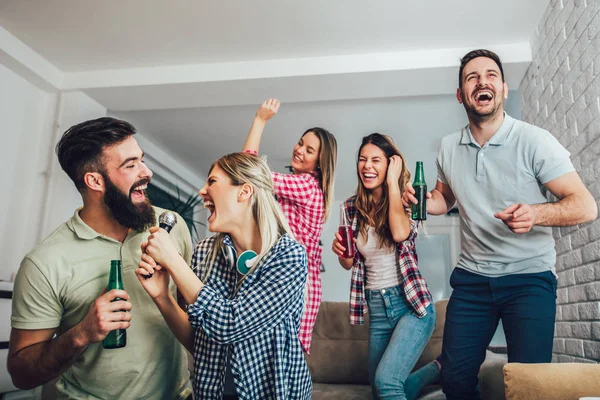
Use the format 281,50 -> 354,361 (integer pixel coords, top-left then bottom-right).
187,233 -> 312,400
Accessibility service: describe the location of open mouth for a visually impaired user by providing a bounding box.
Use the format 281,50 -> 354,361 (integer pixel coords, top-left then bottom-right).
361,172 -> 378,183
293,153 -> 302,163
474,90 -> 493,104
204,199 -> 216,222
130,183 -> 148,201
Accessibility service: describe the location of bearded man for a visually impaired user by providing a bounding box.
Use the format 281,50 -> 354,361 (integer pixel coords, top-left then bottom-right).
403,49 -> 597,399
9,117 -> 193,400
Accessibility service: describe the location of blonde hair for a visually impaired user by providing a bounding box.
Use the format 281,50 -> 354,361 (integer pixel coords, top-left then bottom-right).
301,127 -> 337,221
354,133 -> 411,249
201,152 -> 293,282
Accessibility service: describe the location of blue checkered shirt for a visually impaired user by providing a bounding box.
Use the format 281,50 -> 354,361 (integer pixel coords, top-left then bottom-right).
187,233 -> 312,400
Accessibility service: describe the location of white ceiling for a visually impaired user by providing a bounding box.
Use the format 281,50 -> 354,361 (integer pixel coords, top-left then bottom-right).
0,0 -> 548,71
0,0 -> 550,197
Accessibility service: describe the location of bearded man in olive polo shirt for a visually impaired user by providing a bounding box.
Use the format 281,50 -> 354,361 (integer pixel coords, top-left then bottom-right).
9,117 -> 193,399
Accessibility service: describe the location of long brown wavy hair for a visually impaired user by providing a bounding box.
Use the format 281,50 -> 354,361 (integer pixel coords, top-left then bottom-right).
354,133 -> 411,249
300,127 -> 337,222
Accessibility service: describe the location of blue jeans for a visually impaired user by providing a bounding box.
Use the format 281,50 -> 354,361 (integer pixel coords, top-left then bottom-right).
441,268 -> 557,400
366,286 -> 438,400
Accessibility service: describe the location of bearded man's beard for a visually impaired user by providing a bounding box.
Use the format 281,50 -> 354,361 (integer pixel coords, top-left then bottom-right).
103,175 -> 155,231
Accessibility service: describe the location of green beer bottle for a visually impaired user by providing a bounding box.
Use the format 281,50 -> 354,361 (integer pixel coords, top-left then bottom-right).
103,260 -> 126,349
411,161 -> 427,221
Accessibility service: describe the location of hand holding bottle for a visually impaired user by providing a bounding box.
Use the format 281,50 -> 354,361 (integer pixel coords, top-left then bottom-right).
332,231 -> 355,271
74,288 -> 131,347
402,182 -> 431,208
403,161 -> 428,220
335,204 -> 355,259
402,182 -> 433,205
332,231 -> 347,258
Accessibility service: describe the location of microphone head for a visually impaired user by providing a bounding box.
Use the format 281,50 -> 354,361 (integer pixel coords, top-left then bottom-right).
158,211 -> 177,233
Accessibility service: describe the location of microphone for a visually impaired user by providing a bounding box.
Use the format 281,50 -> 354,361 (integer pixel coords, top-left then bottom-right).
159,211 -> 177,233
145,211 -> 177,279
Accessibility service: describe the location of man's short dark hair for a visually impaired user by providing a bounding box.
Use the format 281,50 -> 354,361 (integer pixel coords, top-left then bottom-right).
56,117 -> 136,190
458,49 -> 505,88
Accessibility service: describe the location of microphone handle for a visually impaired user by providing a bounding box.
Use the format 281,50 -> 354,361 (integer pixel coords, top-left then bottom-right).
159,222 -> 173,233
144,223 -> 173,279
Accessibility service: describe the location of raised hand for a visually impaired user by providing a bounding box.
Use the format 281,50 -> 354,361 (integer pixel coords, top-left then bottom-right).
494,203 -> 537,234
255,98 -> 280,122
386,155 -> 403,188
75,288 -> 132,346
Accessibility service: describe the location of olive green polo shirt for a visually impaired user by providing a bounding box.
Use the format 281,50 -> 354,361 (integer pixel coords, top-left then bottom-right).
12,206 -> 193,399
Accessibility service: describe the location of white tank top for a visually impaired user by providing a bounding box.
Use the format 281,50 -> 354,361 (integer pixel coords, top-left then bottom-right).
356,226 -> 401,290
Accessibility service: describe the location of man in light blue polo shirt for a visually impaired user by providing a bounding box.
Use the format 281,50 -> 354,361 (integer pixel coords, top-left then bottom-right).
403,49 -> 597,400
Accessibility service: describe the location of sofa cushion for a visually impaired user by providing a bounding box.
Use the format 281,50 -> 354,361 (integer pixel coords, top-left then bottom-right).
308,302 -> 370,384
503,362 -> 600,400
312,383 -> 373,400
308,300 -> 448,384
479,351 -> 508,400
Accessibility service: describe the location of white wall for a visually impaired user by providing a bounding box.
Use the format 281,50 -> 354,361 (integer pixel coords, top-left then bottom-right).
40,92 -> 108,241
115,91 -> 523,202
0,54 -> 212,281
0,64 -> 109,281
0,64 -> 58,281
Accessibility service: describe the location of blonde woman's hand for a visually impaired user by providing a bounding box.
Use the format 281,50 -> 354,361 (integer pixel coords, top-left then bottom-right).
136,249 -> 170,300
386,155 -> 403,188
255,98 -> 280,122
144,226 -> 180,270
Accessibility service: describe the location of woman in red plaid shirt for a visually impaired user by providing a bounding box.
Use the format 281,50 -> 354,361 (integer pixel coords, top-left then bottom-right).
243,99 -> 337,354
332,133 -> 440,400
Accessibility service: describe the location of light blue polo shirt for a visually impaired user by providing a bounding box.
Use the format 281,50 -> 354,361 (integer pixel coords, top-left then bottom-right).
436,113 -> 575,277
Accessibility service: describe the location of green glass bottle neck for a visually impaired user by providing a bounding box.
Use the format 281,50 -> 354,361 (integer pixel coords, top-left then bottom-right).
107,261 -> 124,290
413,162 -> 426,185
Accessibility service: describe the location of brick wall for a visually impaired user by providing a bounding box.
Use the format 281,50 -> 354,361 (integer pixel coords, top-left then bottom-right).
520,0 -> 600,363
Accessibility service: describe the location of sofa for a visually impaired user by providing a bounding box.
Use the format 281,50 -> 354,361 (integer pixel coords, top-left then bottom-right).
307,300 -> 508,400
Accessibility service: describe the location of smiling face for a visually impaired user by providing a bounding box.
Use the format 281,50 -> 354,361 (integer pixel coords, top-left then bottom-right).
357,143 -> 389,192
101,136 -> 155,230
199,164 -> 245,233
290,131 -> 321,174
457,56 -> 508,121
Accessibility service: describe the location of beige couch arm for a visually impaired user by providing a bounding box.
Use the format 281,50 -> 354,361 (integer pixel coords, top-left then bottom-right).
503,363 -> 600,400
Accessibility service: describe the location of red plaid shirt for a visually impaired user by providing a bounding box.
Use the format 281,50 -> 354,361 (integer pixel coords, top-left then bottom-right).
272,171 -> 324,354
344,196 -> 432,325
